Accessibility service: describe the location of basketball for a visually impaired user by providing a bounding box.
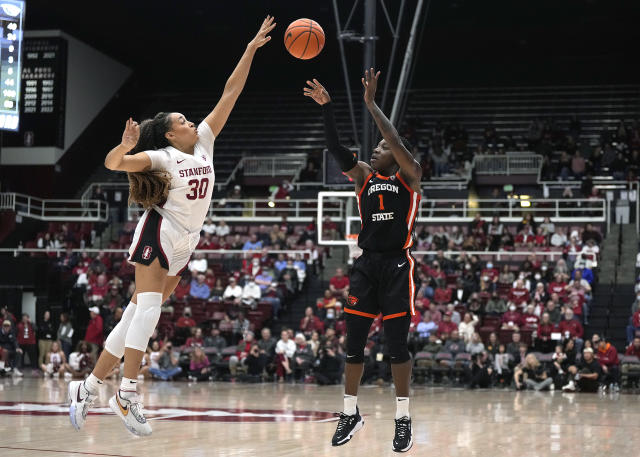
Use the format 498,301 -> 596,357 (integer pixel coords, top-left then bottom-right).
284,18 -> 325,60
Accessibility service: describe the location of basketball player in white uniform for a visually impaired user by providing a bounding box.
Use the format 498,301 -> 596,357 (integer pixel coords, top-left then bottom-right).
68,16 -> 276,437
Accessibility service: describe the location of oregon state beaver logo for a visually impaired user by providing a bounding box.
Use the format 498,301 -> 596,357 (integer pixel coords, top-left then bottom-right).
347,295 -> 358,306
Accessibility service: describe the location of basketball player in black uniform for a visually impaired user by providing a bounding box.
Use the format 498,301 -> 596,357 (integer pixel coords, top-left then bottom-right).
304,69 -> 421,452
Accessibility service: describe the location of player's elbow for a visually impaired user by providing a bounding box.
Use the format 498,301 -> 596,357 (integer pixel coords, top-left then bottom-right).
104,157 -> 121,171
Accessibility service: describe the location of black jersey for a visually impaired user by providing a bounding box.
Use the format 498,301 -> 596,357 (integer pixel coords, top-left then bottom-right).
356,172 -> 421,252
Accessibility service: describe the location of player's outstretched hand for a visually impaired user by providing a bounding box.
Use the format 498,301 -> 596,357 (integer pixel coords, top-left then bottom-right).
303,79 -> 331,105
121,117 -> 139,150
362,68 -> 381,105
248,15 -> 276,50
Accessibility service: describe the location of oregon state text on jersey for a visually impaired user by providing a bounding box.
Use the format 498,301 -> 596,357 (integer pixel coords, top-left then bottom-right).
356,172 -> 421,252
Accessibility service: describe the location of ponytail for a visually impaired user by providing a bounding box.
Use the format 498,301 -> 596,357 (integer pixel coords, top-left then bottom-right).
127,112 -> 173,209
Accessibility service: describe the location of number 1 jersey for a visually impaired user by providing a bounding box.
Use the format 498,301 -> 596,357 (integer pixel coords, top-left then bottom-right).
145,121 -> 216,233
356,172 -> 421,252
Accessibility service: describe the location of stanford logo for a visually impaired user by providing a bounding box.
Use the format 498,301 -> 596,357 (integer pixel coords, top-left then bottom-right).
347,295 -> 359,307
201,154 -> 207,161
142,246 -> 153,260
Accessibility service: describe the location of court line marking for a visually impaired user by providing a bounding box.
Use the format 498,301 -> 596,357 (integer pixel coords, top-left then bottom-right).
0,446 -> 134,457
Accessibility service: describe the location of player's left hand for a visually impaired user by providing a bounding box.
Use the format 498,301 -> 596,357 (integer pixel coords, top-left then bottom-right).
248,15 -> 276,50
362,68 -> 380,104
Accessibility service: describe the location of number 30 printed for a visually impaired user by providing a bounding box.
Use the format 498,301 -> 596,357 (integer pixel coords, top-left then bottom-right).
186,178 -> 209,200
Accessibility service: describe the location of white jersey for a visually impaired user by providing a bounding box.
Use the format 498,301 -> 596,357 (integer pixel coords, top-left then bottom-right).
145,121 -> 215,233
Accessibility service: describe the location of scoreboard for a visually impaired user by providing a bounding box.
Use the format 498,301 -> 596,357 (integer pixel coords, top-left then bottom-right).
3,35 -> 68,147
0,0 -> 24,131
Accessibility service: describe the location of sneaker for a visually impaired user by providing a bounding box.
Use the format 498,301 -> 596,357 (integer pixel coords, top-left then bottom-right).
392,416 -> 413,452
331,406 -> 364,446
562,380 -> 576,392
68,381 -> 97,431
64,372 -> 73,381
12,368 -> 23,377
108,389 -> 152,436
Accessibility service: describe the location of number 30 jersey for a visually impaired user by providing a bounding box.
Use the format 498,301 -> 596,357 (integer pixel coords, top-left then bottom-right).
144,121 -> 216,233
356,172 -> 421,252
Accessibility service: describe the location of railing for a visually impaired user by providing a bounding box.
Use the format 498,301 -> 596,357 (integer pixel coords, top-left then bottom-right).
474,154 -> 543,176
0,248 -> 312,258
126,198 -> 346,222
0,193 -> 109,222
242,154 -> 307,177
411,250 -> 568,262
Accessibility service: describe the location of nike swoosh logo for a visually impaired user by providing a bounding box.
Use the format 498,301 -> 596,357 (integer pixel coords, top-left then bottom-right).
346,355 -> 356,359
77,386 -> 84,403
398,262 -> 407,268
177,159 -> 186,164
116,392 -> 129,416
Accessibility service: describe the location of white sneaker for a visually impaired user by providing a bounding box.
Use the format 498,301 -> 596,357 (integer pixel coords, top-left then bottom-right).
68,381 -> 97,430
64,372 -> 73,381
12,368 -> 23,377
562,380 -> 576,392
108,390 -> 152,436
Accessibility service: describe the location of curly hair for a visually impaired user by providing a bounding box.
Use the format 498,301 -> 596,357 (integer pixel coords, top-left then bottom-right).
127,112 -> 173,209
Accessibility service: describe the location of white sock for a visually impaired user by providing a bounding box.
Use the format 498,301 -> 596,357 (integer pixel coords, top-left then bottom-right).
396,397 -> 410,419
120,377 -> 138,397
84,373 -> 103,395
343,395 -> 357,416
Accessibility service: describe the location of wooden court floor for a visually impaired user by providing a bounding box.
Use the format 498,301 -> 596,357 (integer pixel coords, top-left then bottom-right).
0,377 -> 639,457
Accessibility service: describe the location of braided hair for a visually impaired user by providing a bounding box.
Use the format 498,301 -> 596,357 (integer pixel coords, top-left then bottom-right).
127,112 -> 173,209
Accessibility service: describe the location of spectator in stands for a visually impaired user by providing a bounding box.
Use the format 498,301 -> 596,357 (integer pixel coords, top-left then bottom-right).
229,331 -> 255,376
216,220 -> 230,237
300,307 -> 322,337
57,312 -> 73,359
506,332 -> 523,359
0,319 -> 21,376
274,254 -> 287,273
596,338 -> 620,391
205,326 -> 227,351
89,274 -> 109,303
559,309 -> 584,350
498,264 -> 514,285
223,277 -> 242,305
322,215 -> 339,241
522,304 -> 540,330
627,308 -> 640,344
443,330 -> 466,357
254,269 -> 274,292
176,307 -> 196,329
245,342 -> 269,378
501,304 -> 523,331
292,333 -> 314,380
485,291 -> 507,315
84,306 -> 103,355
520,353 -> 553,391
275,329 -> 296,382
172,276 -> 191,301
258,327 -> 276,357
536,312 -> 556,352
188,253 -> 208,274
202,217 -> 216,235
68,341 -> 95,379
546,300 -> 562,324
15,313 -> 37,371
232,312 -> 250,344
190,273 -> 211,299
466,332 -> 485,356
468,352 -> 492,389
458,313 -> 479,343
437,311 -> 458,337
241,277 -> 261,308
243,233 -> 263,251
563,347 -> 601,393
149,342 -> 182,381
103,307 -> 123,337
550,227 -> 567,248
184,327 -> 205,348
315,346 -> 343,385
188,346 -> 212,382
329,268 -> 349,300
625,337 -> 640,357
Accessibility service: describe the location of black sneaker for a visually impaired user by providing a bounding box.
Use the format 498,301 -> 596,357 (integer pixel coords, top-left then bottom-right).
331,406 -> 364,446
392,416 -> 413,452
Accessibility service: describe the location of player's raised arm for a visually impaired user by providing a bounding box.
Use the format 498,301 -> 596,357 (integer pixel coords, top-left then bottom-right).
362,68 -> 422,188
204,15 -> 276,139
303,78 -> 371,191
104,118 -> 151,172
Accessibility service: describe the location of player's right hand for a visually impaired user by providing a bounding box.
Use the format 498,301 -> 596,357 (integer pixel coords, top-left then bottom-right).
303,79 -> 331,105
121,117 -> 139,150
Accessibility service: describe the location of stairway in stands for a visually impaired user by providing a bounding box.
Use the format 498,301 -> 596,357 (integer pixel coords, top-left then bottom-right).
588,224 -> 638,349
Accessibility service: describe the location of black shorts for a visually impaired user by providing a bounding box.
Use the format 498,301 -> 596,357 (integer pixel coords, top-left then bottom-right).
346,250 -> 418,321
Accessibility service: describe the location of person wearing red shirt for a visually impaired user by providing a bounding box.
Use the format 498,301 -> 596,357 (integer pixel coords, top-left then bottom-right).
173,277 -> 191,300
547,274 -> 568,299
626,309 -> 640,344
521,304 -> 539,330
514,229 -> 534,247
17,313 -> 37,369
175,307 -> 196,329
89,274 -> 110,302
300,306 -> 323,337
625,337 -> 640,357
414,290 -> 430,313
428,303 -> 442,324
534,227 -> 547,247
84,306 -> 104,354
536,312 -> 557,352
596,338 -> 620,389
508,280 -> 530,307
329,267 -> 349,299
436,312 -> 458,338
184,327 -> 205,349
501,305 -> 524,330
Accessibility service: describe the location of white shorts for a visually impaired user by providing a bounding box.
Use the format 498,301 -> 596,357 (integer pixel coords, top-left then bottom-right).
128,209 -> 200,276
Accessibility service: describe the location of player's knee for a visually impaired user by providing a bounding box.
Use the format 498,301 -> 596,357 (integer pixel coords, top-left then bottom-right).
387,337 -> 410,364
104,303 -> 138,358
124,292 -> 162,352
383,315 -> 411,364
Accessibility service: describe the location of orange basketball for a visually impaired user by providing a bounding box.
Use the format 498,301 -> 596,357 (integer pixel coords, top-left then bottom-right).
284,18 -> 325,60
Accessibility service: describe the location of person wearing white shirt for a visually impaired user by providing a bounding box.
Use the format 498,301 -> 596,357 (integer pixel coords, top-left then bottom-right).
202,218 -> 216,235
223,278 -> 243,304
242,278 -> 262,307
188,252 -> 208,273
216,220 -> 230,237
275,329 -> 296,382
550,227 -> 567,247
458,313 -> 479,343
